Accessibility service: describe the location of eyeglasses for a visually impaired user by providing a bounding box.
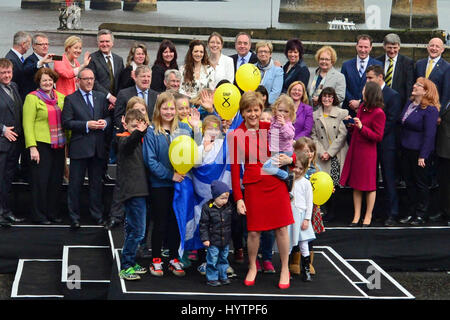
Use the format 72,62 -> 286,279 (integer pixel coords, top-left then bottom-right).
257,50 -> 271,54
80,77 -> 94,81
414,83 -> 424,87
35,43 -> 49,46
319,58 -> 331,61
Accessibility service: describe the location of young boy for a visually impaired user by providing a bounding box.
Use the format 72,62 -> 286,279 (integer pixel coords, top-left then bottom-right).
117,109 -> 150,280
199,180 -> 233,286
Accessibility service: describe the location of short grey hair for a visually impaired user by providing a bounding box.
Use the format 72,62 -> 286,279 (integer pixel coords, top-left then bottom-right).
383,33 -> 401,46
13,31 -> 31,46
164,69 -> 181,82
77,67 -> 94,79
97,29 -> 114,42
32,33 -> 48,45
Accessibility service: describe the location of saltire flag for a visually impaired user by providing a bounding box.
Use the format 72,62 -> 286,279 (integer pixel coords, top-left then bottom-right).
173,113 -> 243,257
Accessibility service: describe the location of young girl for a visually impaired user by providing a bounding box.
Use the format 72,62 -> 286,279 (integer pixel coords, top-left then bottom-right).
289,150 -> 316,282
174,92 -> 202,133
143,91 -> 199,278
262,94 -> 296,183
260,109 -> 273,123
125,96 -> 150,124
292,137 -> 324,276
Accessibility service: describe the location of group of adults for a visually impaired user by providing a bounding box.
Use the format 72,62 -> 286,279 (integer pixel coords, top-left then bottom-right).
0,29 -> 449,234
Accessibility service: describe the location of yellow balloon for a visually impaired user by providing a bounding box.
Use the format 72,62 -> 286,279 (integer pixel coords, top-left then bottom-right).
213,83 -> 241,120
310,172 -> 334,205
235,63 -> 261,92
168,135 -> 198,174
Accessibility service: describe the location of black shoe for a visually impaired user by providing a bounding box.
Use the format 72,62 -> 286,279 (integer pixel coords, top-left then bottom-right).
105,218 -> 121,230
136,245 -> 152,259
384,217 -> 397,227
220,278 -> 231,285
206,280 -> 221,287
285,171 -> 294,192
362,222 -> 371,228
3,212 -> 25,223
410,216 -> 426,226
0,216 -> 12,228
429,212 -> 445,222
70,222 -> 81,230
301,255 -> 312,282
33,220 -> 52,225
399,215 -> 414,224
49,218 -> 63,224
103,174 -> 115,184
348,221 -> 360,227
96,219 -> 105,226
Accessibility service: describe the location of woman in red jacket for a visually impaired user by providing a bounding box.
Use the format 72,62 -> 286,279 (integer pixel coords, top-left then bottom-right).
340,81 -> 386,227
229,91 -> 295,289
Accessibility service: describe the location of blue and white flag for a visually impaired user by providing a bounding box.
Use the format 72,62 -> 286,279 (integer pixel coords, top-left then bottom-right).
173,113 -> 243,257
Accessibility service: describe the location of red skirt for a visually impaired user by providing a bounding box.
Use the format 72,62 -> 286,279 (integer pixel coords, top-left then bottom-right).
244,174 -> 294,232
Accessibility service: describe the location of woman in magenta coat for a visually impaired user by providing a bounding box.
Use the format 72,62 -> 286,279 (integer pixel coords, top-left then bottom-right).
340,82 -> 386,227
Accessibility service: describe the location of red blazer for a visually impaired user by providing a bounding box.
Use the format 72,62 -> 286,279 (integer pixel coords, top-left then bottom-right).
54,54 -> 80,96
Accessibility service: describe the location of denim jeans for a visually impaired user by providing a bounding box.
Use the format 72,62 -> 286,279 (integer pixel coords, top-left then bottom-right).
262,151 -> 293,180
121,197 -> 147,270
260,230 -> 274,261
206,245 -> 229,281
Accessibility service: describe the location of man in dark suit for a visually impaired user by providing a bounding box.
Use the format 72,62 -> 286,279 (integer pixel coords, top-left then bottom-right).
23,33 -> 55,96
341,34 -> 383,117
366,65 -> 403,226
230,32 -> 258,91
61,68 -> 111,229
0,58 -> 26,226
114,65 -> 158,131
414,37 -> 449,105
5,31 -> 31,101
376,33 -> 414,108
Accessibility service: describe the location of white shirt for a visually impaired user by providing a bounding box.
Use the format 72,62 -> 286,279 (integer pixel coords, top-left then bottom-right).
11,48 -> 24,62
356,56 -> 368,73
384,54 -> 398,80
292,177 -> 313,220
102,53 -> 115,74
213,54 -> 235,88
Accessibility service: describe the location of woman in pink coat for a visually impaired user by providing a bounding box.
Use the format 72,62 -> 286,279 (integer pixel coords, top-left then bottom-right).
54,36 -> 91,96
340,82 -> 386,227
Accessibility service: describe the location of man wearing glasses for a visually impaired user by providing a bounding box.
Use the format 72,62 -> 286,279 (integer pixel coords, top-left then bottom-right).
23,33 -> 56,96
61,68 -> 110,229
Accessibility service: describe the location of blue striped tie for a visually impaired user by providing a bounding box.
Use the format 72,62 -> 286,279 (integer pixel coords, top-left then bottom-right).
359,60 -> 365,78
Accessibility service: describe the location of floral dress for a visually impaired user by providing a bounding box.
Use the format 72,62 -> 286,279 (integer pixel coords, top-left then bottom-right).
179,64 -> 215,99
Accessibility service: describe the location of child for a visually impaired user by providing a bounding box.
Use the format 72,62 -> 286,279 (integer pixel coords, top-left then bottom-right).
289,151 -> 316,282
199,180 -> 233,286
197,115 -> 223,162
117,109 -> 150,280
262,94 -> 296,188
174,92 -> 202,133
291,137 -> 325,276
260,108 -> 273,123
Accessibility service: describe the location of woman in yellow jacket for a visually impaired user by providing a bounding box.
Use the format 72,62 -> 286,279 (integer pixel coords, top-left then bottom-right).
23,68 -> 66,224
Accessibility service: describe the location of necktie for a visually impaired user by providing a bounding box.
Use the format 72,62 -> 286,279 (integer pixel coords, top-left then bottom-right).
425,60 -> 434,79
385,58 -> 394,87
358,59 -> 365,78
4,85 -> 14,101
240,57 -> 246,68
20,56 -> 24,63
139,90 -> 147,101
85,93 -> 94,116
106,55 -> 115,93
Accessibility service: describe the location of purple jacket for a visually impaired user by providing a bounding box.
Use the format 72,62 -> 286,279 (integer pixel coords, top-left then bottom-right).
399,102 -> 439,159
293,102 -> 314,139
269,117 -> 295,153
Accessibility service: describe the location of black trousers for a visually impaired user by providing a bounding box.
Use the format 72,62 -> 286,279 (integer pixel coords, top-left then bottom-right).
149,187 -> 180,260
438,156 -> 450,216
0,141 -> 21,215
30,142 -> 65,222
67,156 -> 104,223
377,146 -> 399,217
401,148 -> 431,219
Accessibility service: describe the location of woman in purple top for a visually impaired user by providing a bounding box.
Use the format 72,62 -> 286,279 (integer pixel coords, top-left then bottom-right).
287,81 -> 313,139
399,77 -> 440,226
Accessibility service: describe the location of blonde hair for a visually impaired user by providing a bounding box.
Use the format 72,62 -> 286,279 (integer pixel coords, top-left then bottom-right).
271,94 -> 296,122
126,96 -> 150,124
294,150 -> 310,180
255,41 -> 273,54
202,115 -> 221,133
190,88 -> 213,106
239,91 -> 264,114
287,81 -> 309,104
294,137 -> 318,171
152,91 -> 179,134
64,35 -> 82,52
315,46 -> 337,65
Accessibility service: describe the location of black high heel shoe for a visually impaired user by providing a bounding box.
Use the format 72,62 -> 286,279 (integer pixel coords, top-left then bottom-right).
348,220 -> 360,227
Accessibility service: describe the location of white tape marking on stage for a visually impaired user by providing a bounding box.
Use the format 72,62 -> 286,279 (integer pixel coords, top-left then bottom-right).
313,246 -> 370,284
346,259 -> 415,299
108,230 -> 116,260
12,259 -> 64,299
61,246 -> 110,283
11,225 -> 104,228
326,226 -> 450,230
316,251 -> 369,299
114,249 -> 129,294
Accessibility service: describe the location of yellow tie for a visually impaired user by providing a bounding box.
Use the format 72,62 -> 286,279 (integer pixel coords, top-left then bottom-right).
425,60 -> 434,78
